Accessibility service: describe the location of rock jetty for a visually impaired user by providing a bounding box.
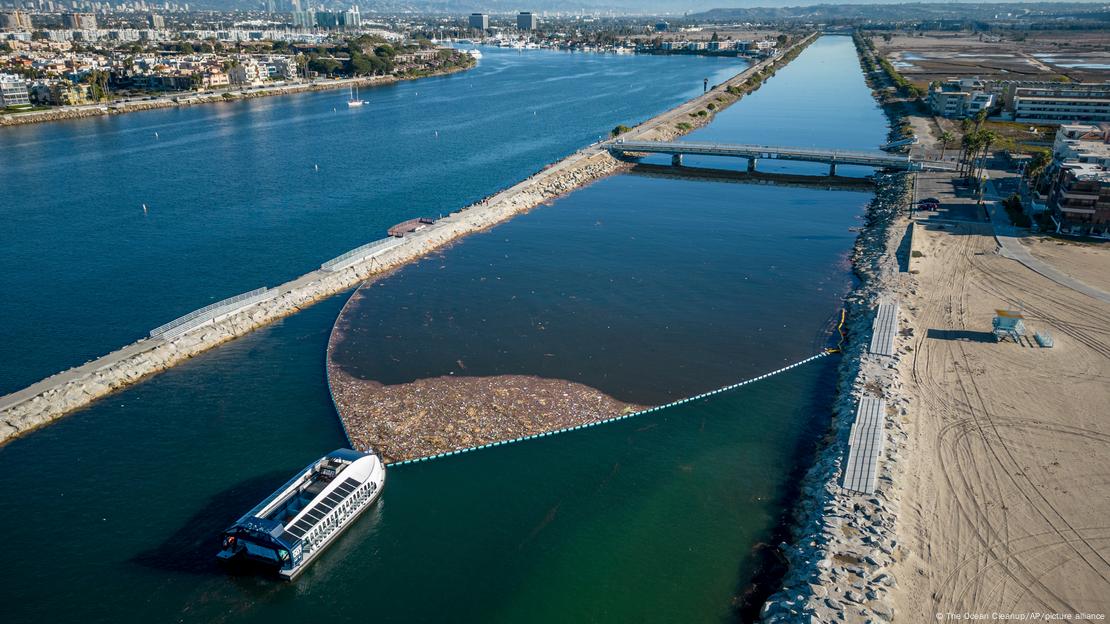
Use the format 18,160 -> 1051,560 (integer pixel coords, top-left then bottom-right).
759,177 -> 913,623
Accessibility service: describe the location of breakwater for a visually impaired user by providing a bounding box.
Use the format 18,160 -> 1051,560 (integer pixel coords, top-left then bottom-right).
0,64 -> 472,128
0,32 -> 817,445
758,37 -> 916,622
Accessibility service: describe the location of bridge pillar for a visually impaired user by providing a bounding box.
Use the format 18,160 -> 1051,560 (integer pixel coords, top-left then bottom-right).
829,161 -> 837,177
671,154 -> 683,167
747,157 -> 757,172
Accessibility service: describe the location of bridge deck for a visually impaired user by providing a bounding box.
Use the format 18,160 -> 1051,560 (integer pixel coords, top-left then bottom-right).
608,140 -> 951,171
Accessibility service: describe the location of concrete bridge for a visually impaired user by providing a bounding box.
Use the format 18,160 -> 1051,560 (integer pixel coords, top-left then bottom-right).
609,140 -> 952,175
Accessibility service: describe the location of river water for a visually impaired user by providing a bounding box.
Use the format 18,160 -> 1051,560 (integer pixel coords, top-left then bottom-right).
0,36 -> 887,623
0,48 -> 741,396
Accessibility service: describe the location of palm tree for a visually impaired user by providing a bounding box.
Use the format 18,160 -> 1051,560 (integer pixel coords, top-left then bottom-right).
975,130 -> 998,181
959,132 -> 979,177
974,108 -> 988,131
939,130 -> 954,160
1021,149 -> 1047,180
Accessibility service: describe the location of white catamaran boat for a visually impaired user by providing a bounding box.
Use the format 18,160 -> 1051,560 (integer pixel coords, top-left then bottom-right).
217,448 -> 385,580
347,85 -> 367,107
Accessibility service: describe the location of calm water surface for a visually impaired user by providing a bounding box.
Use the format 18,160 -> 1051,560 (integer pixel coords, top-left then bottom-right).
0,36 -> 886,623
0,48 -> 742,395
331,176 -> 864,405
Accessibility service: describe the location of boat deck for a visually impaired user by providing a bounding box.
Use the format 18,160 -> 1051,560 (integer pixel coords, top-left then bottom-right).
265,478 -> 331,525
281,477 -> 362,544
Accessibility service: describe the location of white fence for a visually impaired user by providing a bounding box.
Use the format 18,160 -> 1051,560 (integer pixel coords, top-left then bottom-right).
320,237 -> 405,272
150,287 -> 276,340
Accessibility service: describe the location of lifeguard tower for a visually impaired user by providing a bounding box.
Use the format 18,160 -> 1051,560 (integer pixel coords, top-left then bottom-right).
992,309 -> 1026,343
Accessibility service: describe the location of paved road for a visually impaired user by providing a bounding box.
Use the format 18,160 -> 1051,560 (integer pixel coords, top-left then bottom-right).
983,176 -> 1110,305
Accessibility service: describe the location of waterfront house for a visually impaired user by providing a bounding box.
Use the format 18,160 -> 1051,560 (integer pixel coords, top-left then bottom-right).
0,72 -> 31,108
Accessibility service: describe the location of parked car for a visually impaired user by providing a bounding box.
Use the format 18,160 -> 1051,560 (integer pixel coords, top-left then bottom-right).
919,197 -> 941,210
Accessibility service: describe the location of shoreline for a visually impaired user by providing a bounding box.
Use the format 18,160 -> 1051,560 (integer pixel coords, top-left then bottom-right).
0,64 -> 472,128
0,33 -> 818,446
759,37 -> 914,622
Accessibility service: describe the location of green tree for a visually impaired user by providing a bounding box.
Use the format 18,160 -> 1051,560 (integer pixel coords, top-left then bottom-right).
1025,149 -> 1051,182
974,108 -> 988,130
179,42 -> 195,55
308,58 -> 342,76
939,130 -> 954,159
349,53 -> 373,76
83,69 -> 110,101
974,130 -> 997,180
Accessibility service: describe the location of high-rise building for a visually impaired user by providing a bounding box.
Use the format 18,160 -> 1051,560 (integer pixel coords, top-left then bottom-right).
468,13 -> 488,31
1,10 -> 33,30
343,6 -> 361,29
315,11 -> 338,29
517,11 -> 537,31
292,9 -> 314,28
63,12 -> 98,30
148,13 -> 165,29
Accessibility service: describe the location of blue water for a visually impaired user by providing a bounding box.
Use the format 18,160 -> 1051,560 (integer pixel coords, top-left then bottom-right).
331,175 -> 865,406
0,36 -> 888,623
0,48 -> 744,395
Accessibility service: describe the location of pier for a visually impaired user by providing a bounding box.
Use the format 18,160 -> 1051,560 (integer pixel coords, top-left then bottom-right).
608,139 -> 955,175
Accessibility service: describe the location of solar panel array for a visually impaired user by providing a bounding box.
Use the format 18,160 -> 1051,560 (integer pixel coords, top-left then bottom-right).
868,303 -> 899,357
843,396 -> 886,494
282,477 -> 361,543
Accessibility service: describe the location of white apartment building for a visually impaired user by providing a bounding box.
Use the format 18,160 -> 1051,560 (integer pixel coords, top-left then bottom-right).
1,73 -> 31,107
1052,123 -> 1110,168
928,78 -> 996,119
1003,82 -> 1110,124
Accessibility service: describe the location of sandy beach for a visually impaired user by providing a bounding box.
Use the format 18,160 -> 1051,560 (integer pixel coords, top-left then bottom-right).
891,218 -> 1110,618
